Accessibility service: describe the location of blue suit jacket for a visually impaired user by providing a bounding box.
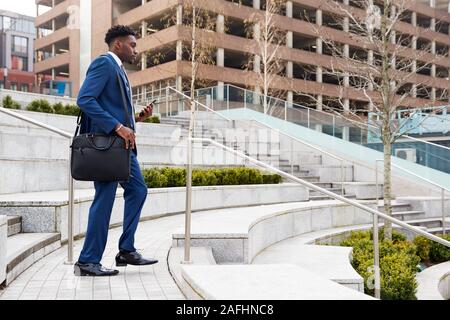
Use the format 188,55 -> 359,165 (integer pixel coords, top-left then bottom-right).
77,54 -> 134,135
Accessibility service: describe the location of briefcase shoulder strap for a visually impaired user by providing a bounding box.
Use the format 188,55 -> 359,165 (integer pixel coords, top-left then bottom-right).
73,54 -> 132,138
116,71 -> 131,130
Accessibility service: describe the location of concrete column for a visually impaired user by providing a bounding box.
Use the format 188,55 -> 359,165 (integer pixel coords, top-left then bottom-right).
216,14 -> 225,69
176,41 -> 183,61
287,90 -> 293,107
141,20 -> 147,71
253,0 -> 260,9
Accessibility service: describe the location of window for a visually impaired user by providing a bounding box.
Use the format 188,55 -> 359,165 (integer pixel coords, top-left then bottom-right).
0,81 -> 4,89
10,82 -> 17,91
21,84 -> 29,92
3,16 -> 12,30
11,56 -> 28,71
12,36 -> 28,54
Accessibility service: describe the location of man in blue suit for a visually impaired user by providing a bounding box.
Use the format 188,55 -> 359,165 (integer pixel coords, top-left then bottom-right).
74,25 -> 157,277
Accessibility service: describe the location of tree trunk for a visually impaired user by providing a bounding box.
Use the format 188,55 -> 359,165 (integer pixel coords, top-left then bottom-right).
383,139 -> 392,240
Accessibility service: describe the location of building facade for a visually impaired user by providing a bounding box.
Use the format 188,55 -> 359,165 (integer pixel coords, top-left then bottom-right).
35,0 -> 450,113
0,10 -> 35,92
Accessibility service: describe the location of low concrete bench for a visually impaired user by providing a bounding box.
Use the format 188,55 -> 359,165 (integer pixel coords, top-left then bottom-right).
172,200 -> 374,264
416,261 -> 450,300
252,240 -> 364,292
180,264 -> 374,300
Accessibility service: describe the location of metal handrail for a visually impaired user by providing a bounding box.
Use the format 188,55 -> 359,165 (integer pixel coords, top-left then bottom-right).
375,159 -> 449,235
190,137 -> 450,247
183,136 -> 450,299
167,87 -> 232,122
399,134 -> 450,151
248,118 -> 346,194
0,107 -> 75,264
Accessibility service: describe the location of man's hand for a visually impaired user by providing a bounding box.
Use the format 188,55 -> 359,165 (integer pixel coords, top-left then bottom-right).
115,124 -> 136,150
135,103 -> 153,123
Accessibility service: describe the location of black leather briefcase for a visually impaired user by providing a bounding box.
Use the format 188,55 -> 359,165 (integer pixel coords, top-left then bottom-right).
70,72 -> 132,182
70,133 -> 130,181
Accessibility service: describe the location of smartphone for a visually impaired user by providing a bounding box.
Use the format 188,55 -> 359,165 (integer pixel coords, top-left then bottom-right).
140,99 -> 156,117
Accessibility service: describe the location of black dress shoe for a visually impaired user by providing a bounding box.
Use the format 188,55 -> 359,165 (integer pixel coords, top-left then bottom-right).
74,262 -> 119,276
115,251 -> 158,266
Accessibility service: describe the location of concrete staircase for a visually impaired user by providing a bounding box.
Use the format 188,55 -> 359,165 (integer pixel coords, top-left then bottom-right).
3,215 -> 60,286
377,202 -> 450,234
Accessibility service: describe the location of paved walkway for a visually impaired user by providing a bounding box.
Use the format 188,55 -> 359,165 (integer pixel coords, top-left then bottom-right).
0,214 -> 186,300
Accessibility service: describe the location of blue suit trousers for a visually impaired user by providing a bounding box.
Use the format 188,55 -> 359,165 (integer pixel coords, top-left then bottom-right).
78,153 -> 148,264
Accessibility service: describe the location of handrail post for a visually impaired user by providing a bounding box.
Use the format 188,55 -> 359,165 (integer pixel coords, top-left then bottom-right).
166,86 -> 169,117
340,160 -> 344,195
443,188 -> 446,235
244,89 -> 247,109
65,150 -> 74,265
307,108 -> 310,128
285,101 -> 287,121
291,139 -> 294,175
332,115 -> 335,137
227,85 -> 230,110
374,160 -> 381,299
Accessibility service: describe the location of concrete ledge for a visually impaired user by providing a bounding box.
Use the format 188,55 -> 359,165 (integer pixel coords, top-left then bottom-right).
0,183 -> 308,241
6,233 -> 61,285
168,246 -> 216,300
0,215 -> 6,284
180,264 -> 374,300
416,261 -> 450,300
172,200 -> 374,264
252,241 -> 364,292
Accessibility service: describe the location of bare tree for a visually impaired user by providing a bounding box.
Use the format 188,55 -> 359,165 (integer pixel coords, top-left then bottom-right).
297,0 -> 449,239
245,0 -> 286,115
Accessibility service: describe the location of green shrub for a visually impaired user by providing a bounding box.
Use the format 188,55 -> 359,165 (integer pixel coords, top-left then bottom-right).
340,230 -> 420,300
263,173 -> 282,184
141,167 -> 282,188
161,167 -> 186,187
428,234 -> 450,263
52,102 -> 64,114
380,251 -> 418,300
143,168 -> 168,188
412,236 -> 431,262
27,99 -> 53,113
62,103 -> 80,116
2,95 -> 21,109
144,115 -> 160,123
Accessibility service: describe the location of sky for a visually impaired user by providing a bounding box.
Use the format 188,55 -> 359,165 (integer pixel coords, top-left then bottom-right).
0,0 -> 39,17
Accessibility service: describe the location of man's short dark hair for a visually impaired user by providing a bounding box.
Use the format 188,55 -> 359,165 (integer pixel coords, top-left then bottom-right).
105,25 -> 136,46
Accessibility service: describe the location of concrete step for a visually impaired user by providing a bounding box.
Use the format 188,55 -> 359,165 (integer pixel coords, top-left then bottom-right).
295,176 -> 320,182
7,215 -> 21,237
309,194 -> 357,201
6,232 -> 61,285
310,188 -> 345,196
391,210 -> 426,220
426,226 -> 450,234
377,203 -> 411,213
404,217 -> 445,226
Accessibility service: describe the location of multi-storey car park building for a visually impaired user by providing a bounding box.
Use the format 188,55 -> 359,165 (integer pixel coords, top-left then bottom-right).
35,0 -> 450,115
